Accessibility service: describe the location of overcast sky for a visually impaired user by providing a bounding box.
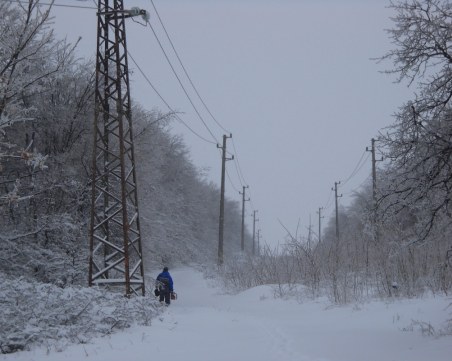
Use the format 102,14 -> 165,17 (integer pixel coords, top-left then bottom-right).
51,0 -> 413,248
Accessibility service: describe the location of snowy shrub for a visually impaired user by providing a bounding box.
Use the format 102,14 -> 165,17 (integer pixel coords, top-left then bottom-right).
218,250 -> 301,298
0,276 -> 162,354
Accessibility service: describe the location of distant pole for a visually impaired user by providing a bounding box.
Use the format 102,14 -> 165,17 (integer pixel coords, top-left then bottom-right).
217,134 -> 233,265
239,185 -> 250,252
332,181 -> 342,242
366,138 -> 377,206
366,138 -> 383,242
317,207 -> 324,243
252,210 -> 259,255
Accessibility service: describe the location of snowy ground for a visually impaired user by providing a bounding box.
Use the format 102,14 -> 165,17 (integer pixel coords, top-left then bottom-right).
2,267 -> 451,361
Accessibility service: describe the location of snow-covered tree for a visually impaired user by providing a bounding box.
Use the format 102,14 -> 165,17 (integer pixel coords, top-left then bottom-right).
0,0 -> 79,207
378,0 -> 452,238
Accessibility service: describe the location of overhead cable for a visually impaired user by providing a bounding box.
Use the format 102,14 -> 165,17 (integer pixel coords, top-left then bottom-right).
232,158 -> 245,188
146,0 -> 253,201
231,138 -> 249,186
341,150 -> 370,186
343,174 -> 372,196
323,188 -> 334,210
4,0 -> 96,9
145,19 -> 219,145
128,50 -> 217,145
148,0 -> 254,198
226,168 -> 240,193
147,0 -> 231,134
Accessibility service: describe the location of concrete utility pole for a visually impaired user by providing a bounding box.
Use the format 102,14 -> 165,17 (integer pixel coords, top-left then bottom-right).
252,210 -> 259,255
366,138 -> 377,206
317,207 -> 324,243
89,1 -> 148,297
217,134 -> 233,265
333,181 -> 342,242
366,138 -> 383,242
239,185 -> 250,252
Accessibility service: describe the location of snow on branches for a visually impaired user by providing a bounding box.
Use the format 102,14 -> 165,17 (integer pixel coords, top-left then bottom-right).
0,277 -> 162,354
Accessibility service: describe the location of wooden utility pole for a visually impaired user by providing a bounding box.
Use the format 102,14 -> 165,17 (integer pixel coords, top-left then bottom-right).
89,1 -> 148,296
317,207 -> 324,243
239,185 -> 250,252
333,181 -> 342,242
217,134 -> 233,265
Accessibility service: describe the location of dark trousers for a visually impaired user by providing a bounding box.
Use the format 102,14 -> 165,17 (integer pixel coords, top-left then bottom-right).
159,290 -> 170,304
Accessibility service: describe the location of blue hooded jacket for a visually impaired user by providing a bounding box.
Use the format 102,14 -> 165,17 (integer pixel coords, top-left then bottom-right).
156,270 -> 174,292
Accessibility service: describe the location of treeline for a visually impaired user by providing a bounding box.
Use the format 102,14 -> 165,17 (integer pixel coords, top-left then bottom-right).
0,1 -> 247,287
221,0 -> 452,302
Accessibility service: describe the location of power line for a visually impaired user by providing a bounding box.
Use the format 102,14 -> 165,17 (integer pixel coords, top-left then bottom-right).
3,0 -> 96,9
249,197 -> 256,213
147,0 -> 255,195
341,150 -> 370,186
323,150 -> 371,210
147,0 -> 231,135
144,9 -> 254,199
18,0 -> 218,147
145,19 -> 219,144
232,157 -> 245,188
323,188 -> 334,210
231,138 -> 248,186
224,149 -> 245,189
217,146 -> 242,193
226,168 -> 240,193
128,50 -> 217,145
38,0 -> 220,147
345,174 -> 372,196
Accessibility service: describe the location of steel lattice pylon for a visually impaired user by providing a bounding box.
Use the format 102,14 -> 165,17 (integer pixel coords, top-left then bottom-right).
88,0 -> 145,296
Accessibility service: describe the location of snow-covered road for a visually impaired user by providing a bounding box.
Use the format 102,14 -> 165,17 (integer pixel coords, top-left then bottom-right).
2,267 -> 451,361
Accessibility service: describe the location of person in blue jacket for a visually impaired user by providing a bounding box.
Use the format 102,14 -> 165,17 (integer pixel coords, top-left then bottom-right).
156,266 -> 174,305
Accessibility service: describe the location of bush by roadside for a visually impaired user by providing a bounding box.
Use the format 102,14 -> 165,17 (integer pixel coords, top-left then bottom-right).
0,276 -> 161,354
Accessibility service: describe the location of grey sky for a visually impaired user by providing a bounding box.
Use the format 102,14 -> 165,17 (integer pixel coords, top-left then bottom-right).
52,0 -> 412,247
